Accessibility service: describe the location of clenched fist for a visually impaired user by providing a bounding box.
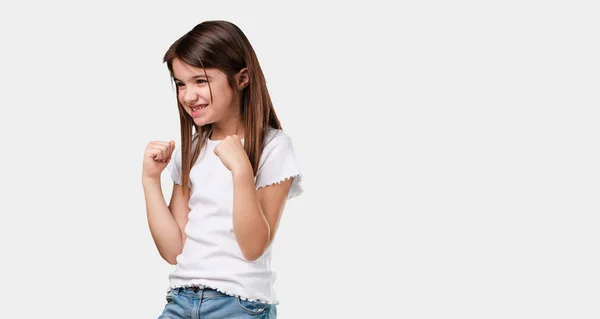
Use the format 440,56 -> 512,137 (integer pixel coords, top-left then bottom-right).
214,135 -> 251,174
142,140 -> 176,180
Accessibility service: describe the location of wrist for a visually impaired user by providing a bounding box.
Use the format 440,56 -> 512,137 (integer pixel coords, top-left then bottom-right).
142,175 -> 161,185
231,162 -> 253,178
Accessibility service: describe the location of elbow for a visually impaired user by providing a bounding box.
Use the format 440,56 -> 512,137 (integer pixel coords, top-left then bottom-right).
236,225 -> 270,262
166,257 -> 177,265
242,249 -> 264,262
240,241 -> 269,262
164,240 -> 184,265
162,252 -> 179,265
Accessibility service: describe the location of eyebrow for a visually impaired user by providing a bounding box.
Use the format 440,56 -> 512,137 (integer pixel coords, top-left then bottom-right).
173,75 -> 211,82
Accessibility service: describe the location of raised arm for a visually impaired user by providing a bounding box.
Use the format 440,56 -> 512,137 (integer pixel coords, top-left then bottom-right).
143,178 -> 190,265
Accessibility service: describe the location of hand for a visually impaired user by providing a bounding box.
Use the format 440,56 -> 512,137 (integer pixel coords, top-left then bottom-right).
214,135 -> 251,174
142,140 -> 176,180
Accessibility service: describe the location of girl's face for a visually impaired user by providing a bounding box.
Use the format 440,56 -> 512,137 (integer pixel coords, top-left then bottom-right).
172,58 -> 238,127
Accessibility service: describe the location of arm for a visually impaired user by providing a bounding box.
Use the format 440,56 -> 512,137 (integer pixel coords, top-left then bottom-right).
143,177 -> 190,264
231,168 -> 292,261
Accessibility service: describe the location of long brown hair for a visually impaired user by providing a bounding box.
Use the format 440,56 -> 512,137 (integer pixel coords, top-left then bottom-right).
163,20 -> 282,197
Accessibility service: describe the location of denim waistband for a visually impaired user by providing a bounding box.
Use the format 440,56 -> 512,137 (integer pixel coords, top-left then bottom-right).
171,286 -> 225,298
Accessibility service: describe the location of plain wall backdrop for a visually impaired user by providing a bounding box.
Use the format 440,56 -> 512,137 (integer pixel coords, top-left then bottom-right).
0,1 -> 598,318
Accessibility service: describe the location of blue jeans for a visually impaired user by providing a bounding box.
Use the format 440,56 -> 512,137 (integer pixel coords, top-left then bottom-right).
158,287 -> 277,318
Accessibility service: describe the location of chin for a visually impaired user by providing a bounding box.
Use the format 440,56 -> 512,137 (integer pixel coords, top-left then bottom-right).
192,117 -> 214,127
193,118 -> 208,126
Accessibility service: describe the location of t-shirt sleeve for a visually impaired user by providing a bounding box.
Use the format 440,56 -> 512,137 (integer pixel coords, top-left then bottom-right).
255,133 -> 303,200
166,146 -> 182,185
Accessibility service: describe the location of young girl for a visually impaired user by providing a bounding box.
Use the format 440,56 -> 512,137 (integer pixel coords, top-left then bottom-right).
141,20 -> 303,318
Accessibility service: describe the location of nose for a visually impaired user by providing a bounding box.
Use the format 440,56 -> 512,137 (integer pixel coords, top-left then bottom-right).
183,87 -> 198,106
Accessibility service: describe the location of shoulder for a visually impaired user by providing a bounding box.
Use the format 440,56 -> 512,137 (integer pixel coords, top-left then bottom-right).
256,127 -> 303,198
259,128 -> 297,161
262,127 -> 293,148
257,127 -> 298,167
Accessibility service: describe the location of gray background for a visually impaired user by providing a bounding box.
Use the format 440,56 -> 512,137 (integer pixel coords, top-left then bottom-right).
0,1 -> 598,318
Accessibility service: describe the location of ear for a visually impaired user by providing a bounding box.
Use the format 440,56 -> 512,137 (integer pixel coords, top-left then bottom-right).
236,67 -> 249,90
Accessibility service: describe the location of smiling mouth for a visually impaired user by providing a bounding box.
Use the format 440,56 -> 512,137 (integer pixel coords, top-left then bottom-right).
191,104 -> 208,111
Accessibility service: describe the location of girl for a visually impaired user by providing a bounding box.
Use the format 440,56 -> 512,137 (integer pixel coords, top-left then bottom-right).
141,20 -> 303,318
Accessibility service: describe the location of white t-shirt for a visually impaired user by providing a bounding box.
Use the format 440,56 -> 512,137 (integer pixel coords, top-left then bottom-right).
166,127 -> 303,304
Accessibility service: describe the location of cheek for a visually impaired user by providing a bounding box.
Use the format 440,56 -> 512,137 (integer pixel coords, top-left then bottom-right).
176,93 -> 190,112
213,87 -> 235,106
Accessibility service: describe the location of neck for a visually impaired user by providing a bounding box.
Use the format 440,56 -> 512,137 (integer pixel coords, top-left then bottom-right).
210,117 -> 244,140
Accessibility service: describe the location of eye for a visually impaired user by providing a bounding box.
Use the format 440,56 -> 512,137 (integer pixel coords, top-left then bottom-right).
175,82 -> 185,89
196,79 -> 207,84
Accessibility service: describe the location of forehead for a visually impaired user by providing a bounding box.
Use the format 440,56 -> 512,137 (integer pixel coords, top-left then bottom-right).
172,58 -> 223,79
